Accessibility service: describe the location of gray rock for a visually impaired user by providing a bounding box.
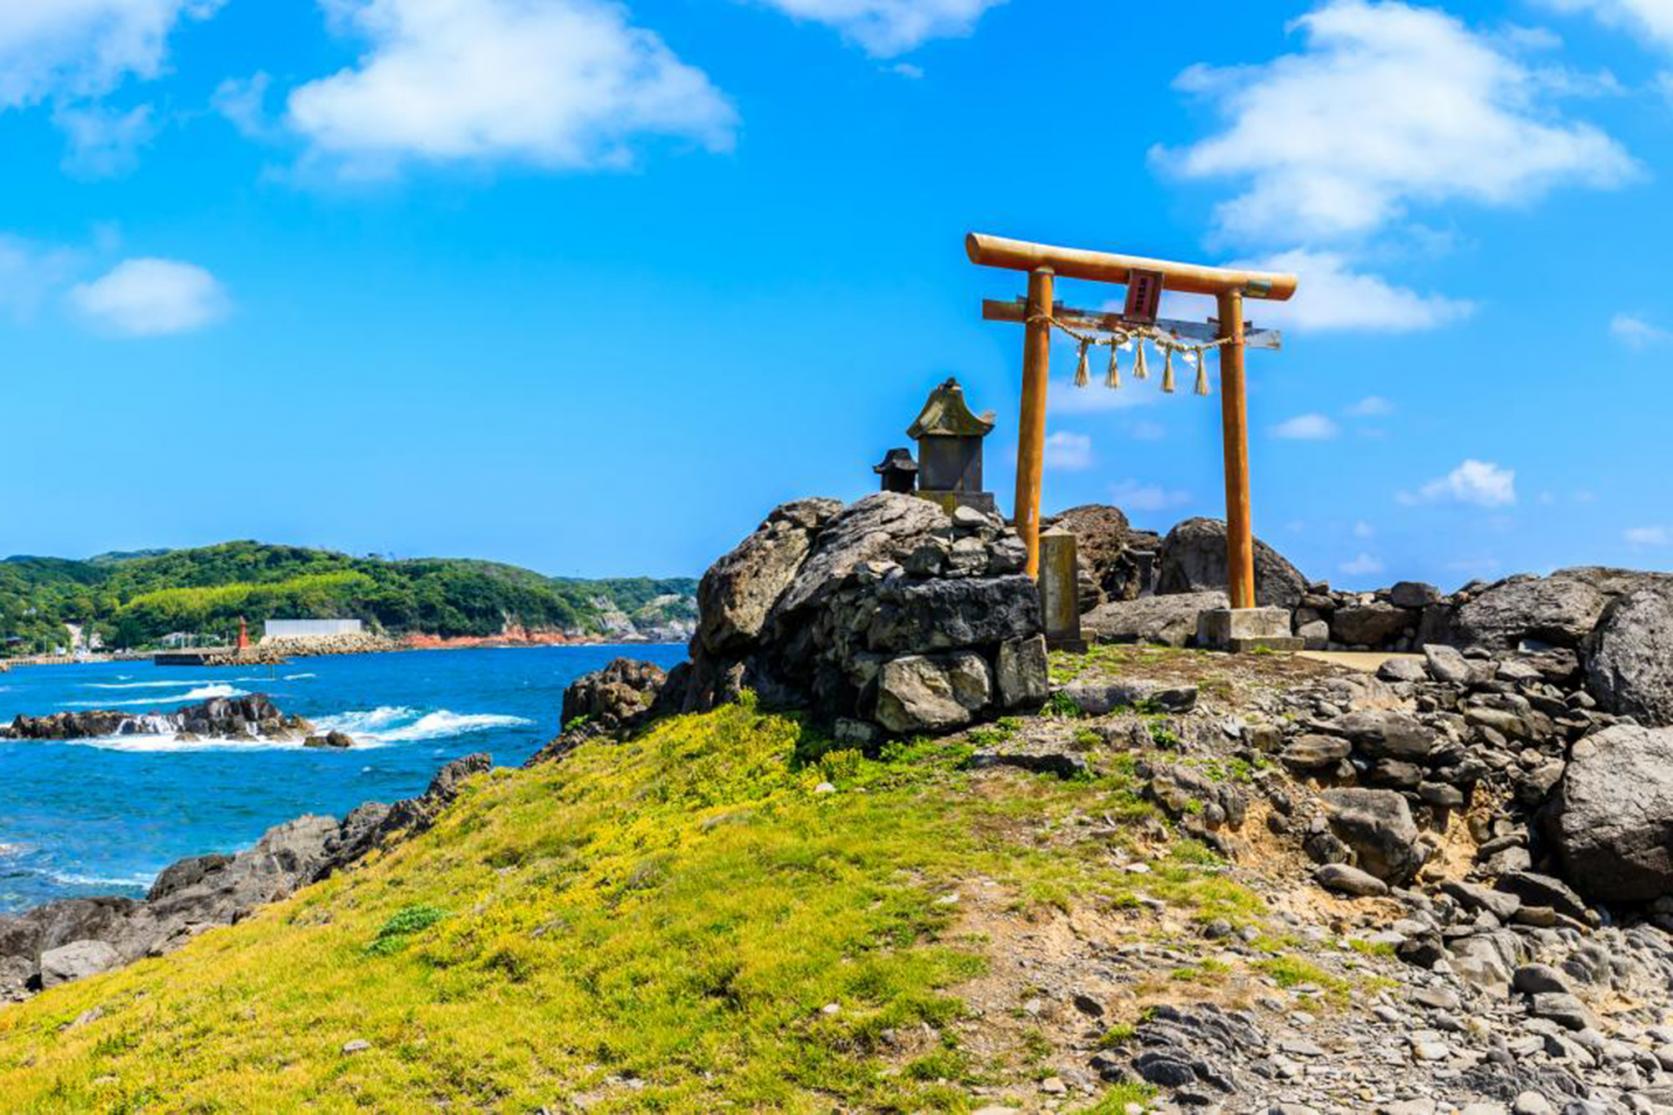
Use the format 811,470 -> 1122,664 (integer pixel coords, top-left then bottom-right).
1327,709 -> 1437,761
1550,724 -> 1673,902
1155,517 -> 1308,610
38,939 -> 121,988
1377,656 -> 1428,683
1529,991 -> 1592,1031
1391,581 -> 1442,608
995,635 -> 1049,710
1332,603 -> 1413,647
1058,680 -> 1197,715
867,576 -> 1042,655
1084,591 -> 1230,648
1454,572 -> 1610,649
875,654 -> 988,734
1320,787 -> 1425,883
1298,619 -> 1329,649
1424,644 -> 1474,685
1443,880 -> 1521,921
1513,963 -> 1572,995
1281,734 -> 1352,772
1584,587 -> 1673,727
1314,862 -> 1390,897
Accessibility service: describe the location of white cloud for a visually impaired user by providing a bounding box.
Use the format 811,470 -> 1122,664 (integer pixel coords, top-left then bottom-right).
1544,0 -> 1673,50
1399,458 -> 1517,508
1610,312 -> 1670,349
0,1 -> 223,110
1158,0 -> 1636,244
287,0 -> 736,178
1353,519 -> 1375,538
1346,395 -> 1395,417
1625,525 -> 1672,546
1043,431 -> 1092,471
751,0 -> 1004,56
54,102 -> 156,176
1110,479 -> 1192,514
1341,552 -> 1385,575
1272,412 -> 1340,440
1236,250 -> 1473,333
1129,420 -> 1167,442
69,257 -> 228,336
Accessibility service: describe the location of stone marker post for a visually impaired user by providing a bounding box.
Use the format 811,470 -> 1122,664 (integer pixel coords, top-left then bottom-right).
1039,527 -> 1085,652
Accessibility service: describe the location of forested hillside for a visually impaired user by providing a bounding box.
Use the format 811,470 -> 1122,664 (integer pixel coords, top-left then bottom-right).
0,542 -> 695,655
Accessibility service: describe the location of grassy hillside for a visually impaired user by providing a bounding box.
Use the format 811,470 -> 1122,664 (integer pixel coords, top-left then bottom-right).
0,696 -> 1269,1112
0,542 -> 696,654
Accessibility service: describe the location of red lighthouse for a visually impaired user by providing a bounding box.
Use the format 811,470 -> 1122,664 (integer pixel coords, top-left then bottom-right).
236,617 -> 250,653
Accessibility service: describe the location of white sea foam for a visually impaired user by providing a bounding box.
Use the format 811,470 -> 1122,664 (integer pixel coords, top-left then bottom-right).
283,672 -> 317,680
45,868 -> 156,889
61,683 -> 246,709
55,732 -> 338,754
312,706 -> 532,745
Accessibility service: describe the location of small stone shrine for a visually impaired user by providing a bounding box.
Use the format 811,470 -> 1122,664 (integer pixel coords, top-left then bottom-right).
907,378 -> 998,515
872,448 -> 918,494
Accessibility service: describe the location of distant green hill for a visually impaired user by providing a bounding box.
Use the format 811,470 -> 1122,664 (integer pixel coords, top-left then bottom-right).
0,542 -> 696,655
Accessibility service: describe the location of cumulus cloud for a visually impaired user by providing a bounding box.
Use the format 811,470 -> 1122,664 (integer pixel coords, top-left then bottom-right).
54,102 -> 157,176
1544,0 -> 1673,50
213,72 -> 274,138
750,0 -> 1005,56
1157,0 -> 1636,244
287,0 -> 737,178
1271,412 -> 1340,440
69,257 -> 228,336
1043,431 -> 1092,471
1610,312 -> 1670,349
1236,250 -> 1473,333
1110,479 -> 1192,514
0,1 -> 223,110
1399,458 -> 1517,508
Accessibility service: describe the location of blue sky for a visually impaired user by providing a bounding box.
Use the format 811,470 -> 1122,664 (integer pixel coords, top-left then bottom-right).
2,0 -> 1671,588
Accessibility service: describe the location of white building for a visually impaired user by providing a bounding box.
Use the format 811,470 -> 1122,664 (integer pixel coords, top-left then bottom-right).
262,618 -> 365,643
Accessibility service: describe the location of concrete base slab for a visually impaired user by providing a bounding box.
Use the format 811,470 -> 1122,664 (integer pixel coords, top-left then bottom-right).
1198,607 -> 1300,653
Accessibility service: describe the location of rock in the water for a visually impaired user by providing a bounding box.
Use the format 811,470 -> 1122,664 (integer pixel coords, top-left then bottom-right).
1584,587 -> 1673,727
1550,724 -> 1673,902
4,694 -> 311,743
1453,572 -> 1609,649
304,731 -> 354,749
38,940 -> 120,988
1155,517 -> 1307,610
1083,591 -> 1229,648
1319,788 -> 1425,883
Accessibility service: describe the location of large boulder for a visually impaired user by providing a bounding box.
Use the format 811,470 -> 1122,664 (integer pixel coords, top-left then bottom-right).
1330,603 -> 1414,648
1083,591 -> 1229,648
697,499 -> 841,654
1453,572 -> 1610,650
1584,587 -> 1673,727
1319,788 -> 1425,883
681,493 -> 1046,736
38,940 -> 121,989
3,694 -> 312,742
1047,504 -> 1153,605
1155,518 -> 1307,610
1550,724 -> 1673,902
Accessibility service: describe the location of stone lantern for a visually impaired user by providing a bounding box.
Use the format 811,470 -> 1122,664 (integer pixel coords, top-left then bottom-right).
908,378 -> 997,515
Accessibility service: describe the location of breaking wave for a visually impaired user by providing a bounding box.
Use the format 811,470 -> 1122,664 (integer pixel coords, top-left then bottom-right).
85,679 -> 218,690
311,706 -> 532,745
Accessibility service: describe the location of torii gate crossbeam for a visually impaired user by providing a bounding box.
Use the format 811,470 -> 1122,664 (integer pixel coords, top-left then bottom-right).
967,232 -> 1299,612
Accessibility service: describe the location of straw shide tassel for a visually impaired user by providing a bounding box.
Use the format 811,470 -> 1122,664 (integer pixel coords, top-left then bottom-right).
1194,348 -> 1211,396
1074,340 -> 1090,388
1133,339 -> 1149,381
1161,345 -> 1176,393
1105,340 -> 1121,389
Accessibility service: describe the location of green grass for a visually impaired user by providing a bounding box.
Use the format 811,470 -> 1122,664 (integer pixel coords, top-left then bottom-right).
0,697 -> 1269,1112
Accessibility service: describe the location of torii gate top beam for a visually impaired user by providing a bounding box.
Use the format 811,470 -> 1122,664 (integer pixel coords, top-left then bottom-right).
966,233 -> 1299,302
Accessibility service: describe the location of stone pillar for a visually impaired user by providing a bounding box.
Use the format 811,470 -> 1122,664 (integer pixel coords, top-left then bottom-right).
1039,527 -> 1086,652
1197,607 -> 1302,653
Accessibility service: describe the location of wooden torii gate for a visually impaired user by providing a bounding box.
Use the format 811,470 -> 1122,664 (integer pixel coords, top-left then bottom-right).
967,233 -> 1299,611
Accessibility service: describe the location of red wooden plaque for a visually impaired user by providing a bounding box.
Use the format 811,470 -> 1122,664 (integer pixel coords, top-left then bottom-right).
1124,269 -> 1165,325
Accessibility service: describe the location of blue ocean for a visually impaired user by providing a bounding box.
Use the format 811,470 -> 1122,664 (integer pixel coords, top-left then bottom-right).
0,645 -> 687,914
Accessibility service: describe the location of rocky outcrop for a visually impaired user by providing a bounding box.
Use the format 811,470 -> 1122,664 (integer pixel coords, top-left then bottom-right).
1045,504 -> 1159,608
1083,591 -> 1229,648
681,494 -> 1045,739
1550,725 -> 1673,903
1454,573 -> 1611,650
0,752 -> 491,1002
1584,587 -> 1673,727
2,694 -> 312,742
1155,517 -> 1307,610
